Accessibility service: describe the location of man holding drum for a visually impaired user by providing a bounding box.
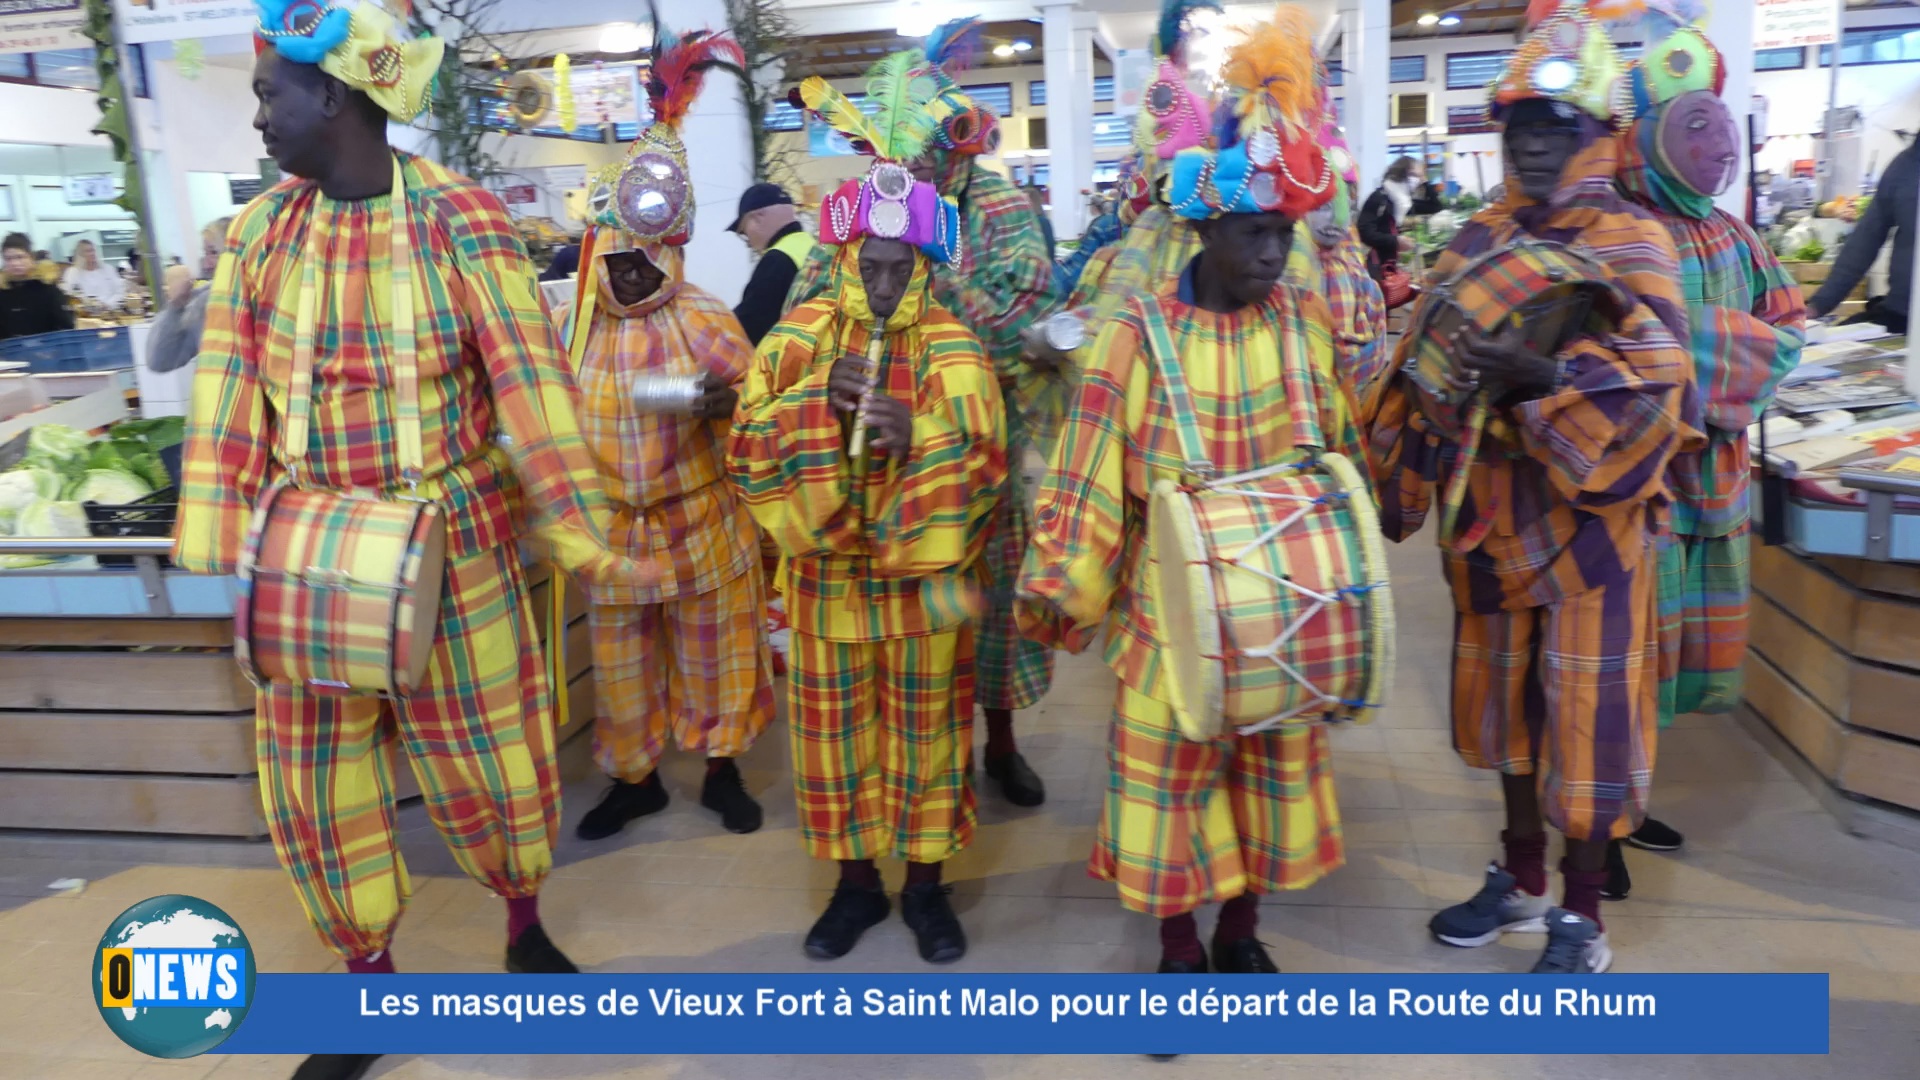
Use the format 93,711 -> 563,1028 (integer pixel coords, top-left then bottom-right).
1362,0 -> 1697,975
732,70 -> 1004,965
1021,6 -> 1367,977
567,30 -> 776,844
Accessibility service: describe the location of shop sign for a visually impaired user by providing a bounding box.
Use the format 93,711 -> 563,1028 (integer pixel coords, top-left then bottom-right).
227,175 -> 263,204
0,0 -> 88,56
501,185 -> 537,205
64,173 -> 119,205
112,0 -> 255,44
1754,0 -> 1840,51
1111,49 -> 1153,117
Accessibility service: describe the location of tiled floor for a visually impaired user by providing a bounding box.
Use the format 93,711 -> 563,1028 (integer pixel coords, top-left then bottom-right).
4,540 -> 1920,1079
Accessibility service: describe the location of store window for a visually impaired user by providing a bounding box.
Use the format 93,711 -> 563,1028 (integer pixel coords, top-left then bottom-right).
967,83 -> 1014,117
1327,62 -> 1343,87
1029,80 -> 1045,106
1031,79 -> 1113,108
1091,113 -> 1131,149
1446,51 -> 1511,90
34,49 -> 98,91
764,99 -> 803,132
1819,26 -> 1920,67
0,54 -> 28,81
1755,47 -> 1806,71
1391,55 -> 1426,83
1094,75 -> 1113,102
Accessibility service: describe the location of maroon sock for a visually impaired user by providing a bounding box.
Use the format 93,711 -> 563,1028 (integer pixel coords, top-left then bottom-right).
706,757 -> 731,777
1214,892 -> 1260,943
839,859 -> 881,891
505,895 -> 540,945
346,951 -> 395,974
984,709 -> 1017,760
1560,858 -> 1608,930
1500,829 -> 1550,897
904,860 -> 942,888
1159,912 -> 1205,966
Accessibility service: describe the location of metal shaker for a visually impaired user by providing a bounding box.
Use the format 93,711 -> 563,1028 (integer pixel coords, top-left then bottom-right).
629,369 -> 707,415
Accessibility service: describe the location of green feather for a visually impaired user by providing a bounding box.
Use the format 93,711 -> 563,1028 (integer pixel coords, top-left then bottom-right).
864,51 -> 939,163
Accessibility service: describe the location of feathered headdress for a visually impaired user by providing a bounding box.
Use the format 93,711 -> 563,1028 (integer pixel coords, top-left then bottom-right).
589,28 -> 743,245
1133,0 -> 1220,169
1488,0 -> 1624,125
791,59 -> 960,262
1169,4 -> 1332,221
916,17 -> 1003,157
253,0 -> 443,122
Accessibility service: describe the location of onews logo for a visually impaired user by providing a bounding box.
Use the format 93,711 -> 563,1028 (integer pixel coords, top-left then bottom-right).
93,894 -> 256,1058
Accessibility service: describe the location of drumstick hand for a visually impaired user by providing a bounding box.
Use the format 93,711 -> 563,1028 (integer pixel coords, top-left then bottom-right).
1450,324 -> 1556,397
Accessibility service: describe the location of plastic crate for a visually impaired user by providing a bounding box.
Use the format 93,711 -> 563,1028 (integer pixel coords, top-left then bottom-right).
82,486 -> 178,568
0,327 -> 134,373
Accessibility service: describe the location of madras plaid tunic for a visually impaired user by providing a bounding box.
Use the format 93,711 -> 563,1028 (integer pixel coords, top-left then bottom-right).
1362,135 -> 1698,842
1020,269 -> 1359,915
1618,122 -> 1806,721
730,245 -> 1007,860
1287,224 -> 1390,395
575,237 -> 772,780
175,153 -> 612,959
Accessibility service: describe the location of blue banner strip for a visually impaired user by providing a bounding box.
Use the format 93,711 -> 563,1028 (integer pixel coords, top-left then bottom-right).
212,974 -> 1830,1055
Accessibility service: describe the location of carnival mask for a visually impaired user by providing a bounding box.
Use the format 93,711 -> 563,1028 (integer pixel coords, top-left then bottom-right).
1657,89 -> 1738,197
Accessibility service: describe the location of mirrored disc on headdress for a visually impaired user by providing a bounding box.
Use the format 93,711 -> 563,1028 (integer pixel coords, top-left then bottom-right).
867,199 -> 910,239
1533,58 -> 1577,94
1248,169 -> 1280,211
1247,128 -> 1281,169
980,117 -> 1002,156
1146,81 -> 1178,117
614,151 -> 689,237
870,162 -> 913,201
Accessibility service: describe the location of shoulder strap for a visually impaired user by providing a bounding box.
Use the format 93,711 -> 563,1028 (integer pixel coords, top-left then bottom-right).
1136,295 -> 1214,481
280,156 -> 423,488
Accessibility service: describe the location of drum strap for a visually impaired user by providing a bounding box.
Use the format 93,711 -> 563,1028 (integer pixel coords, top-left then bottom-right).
281,155 -> 425,490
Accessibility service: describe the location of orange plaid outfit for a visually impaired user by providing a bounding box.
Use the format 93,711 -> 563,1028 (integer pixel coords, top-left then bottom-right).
174,154 -> 617,959
729,242 -> 1007,862
571,238 -> 774,781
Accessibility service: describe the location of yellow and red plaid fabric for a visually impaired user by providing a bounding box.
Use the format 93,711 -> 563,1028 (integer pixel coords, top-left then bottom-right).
574,240 -> 758,606
588,568 -> 774,782
787,627 -> 977,862
256,546 -> 559,960
1092,682 -> 1343,916
1451,553 -> 1659,843
730,246 -> 1008,644
1019,272 -> 1365,700
176,153 -> 615,582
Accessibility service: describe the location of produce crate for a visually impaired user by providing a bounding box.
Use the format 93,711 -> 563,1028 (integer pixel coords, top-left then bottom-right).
81,487 -> 179,568
0,327 -> 134,373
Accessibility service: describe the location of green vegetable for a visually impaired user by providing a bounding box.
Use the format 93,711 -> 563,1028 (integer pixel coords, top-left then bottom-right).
1791,239 -> 1827,263
12,497 -> 87,539
70,468 -> 153,506
23,424 -> 88,464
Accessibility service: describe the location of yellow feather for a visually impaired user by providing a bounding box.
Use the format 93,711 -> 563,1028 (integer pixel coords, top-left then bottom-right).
1220,4 -> 1318,133
800,76 -> 883,151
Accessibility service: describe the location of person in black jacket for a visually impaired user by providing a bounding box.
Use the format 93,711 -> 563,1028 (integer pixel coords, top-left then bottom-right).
1810,138 -> 1917,334
729,183 -> 812,346
1358,156 -> 1421,283
0,232 -> 75,340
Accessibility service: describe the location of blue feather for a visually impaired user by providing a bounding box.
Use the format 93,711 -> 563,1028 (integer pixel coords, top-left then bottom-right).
923,17 -> 982,69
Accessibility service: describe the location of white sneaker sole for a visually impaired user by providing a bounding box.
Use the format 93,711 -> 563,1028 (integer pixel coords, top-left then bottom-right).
1588,938 -> 1614,974
1433,915 -> 1549,948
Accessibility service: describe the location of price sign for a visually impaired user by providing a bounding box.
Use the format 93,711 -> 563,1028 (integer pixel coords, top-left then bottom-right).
63,173 -> 118,204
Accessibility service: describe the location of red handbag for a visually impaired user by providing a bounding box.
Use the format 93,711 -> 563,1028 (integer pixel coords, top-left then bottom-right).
1381,260 -> 1417,310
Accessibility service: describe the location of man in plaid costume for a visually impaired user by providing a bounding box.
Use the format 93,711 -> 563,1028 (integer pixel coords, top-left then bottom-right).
1601,15 -> 1805,896
1020,6 -> 1359,977
568,30 -> 774,843
176,6 -> 638,1077
1363,0 -> 1697,975
734,71 -> 1005,964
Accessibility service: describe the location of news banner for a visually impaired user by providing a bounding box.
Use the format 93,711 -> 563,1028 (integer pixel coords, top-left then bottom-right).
93,895 -> 1829,1057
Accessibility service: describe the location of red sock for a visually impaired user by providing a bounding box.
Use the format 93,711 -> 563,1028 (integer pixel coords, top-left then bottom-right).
1501,829 -> 1549,897
707,757 -> 731,777
505,895 -> 540,944
1159,912 -> 1204,965
984,709 -> 1016,759
1214,892 -> 1260,943
904,860 -> 942,887
1560,857 -> 1607,930
346,951 -> 395,974
839,859 -> 881,890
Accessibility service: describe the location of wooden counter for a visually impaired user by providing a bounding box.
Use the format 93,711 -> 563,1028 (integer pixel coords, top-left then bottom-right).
1744,544 -> 1920,815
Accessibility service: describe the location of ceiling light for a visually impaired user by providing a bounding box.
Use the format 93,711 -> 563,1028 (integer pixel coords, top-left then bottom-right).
897,0 -> 935,38
1013,40 -> 1033,52
1438,13 -> 1461,26
1418,12 -> 1439,26
994,43 -> 1016,58
598,22 -> 647,54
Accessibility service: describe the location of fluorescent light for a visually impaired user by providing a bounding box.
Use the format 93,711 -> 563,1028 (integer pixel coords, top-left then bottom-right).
1438,13 -> 1461,26
1013,40 -> 1032,52
994,43 -> 1015,58
598,22 -> 647,54
1418,12 -> 1439,26
897,1 -> 935,38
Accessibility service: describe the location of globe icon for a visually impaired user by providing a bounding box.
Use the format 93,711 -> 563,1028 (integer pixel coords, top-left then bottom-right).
92,894 -> 255,1058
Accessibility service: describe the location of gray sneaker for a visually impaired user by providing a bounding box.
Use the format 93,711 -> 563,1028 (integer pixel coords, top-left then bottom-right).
1529,908 -> 1613,974
1429,863 -> 1552,947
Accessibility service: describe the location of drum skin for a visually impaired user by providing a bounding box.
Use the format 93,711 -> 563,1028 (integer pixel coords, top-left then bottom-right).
1147,451 -> 1394,742
236,482 -> 448,696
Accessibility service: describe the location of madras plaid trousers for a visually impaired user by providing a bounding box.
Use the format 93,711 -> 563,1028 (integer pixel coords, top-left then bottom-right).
787,627 -> 977,863
974,407 -> 1054,713
587,566 -> 775,782
1656,526 -> 1751,725
254,545 -> 560,960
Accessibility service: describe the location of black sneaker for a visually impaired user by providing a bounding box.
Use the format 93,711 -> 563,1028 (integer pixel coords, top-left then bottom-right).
292,1055 -> 381,1080
574,772 -> 669,840
804,883 -> 890,960
984,751 -> 1047,807
1601,839 -> 1631,901
1529,908 -> 1613,974
1626,818 -> 1684,852
505,923 -> 579,973
1211,937 -> 1280,974
1155,954 -> 1208,974
700,759 -> 763,834
900,882 -> 968,963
